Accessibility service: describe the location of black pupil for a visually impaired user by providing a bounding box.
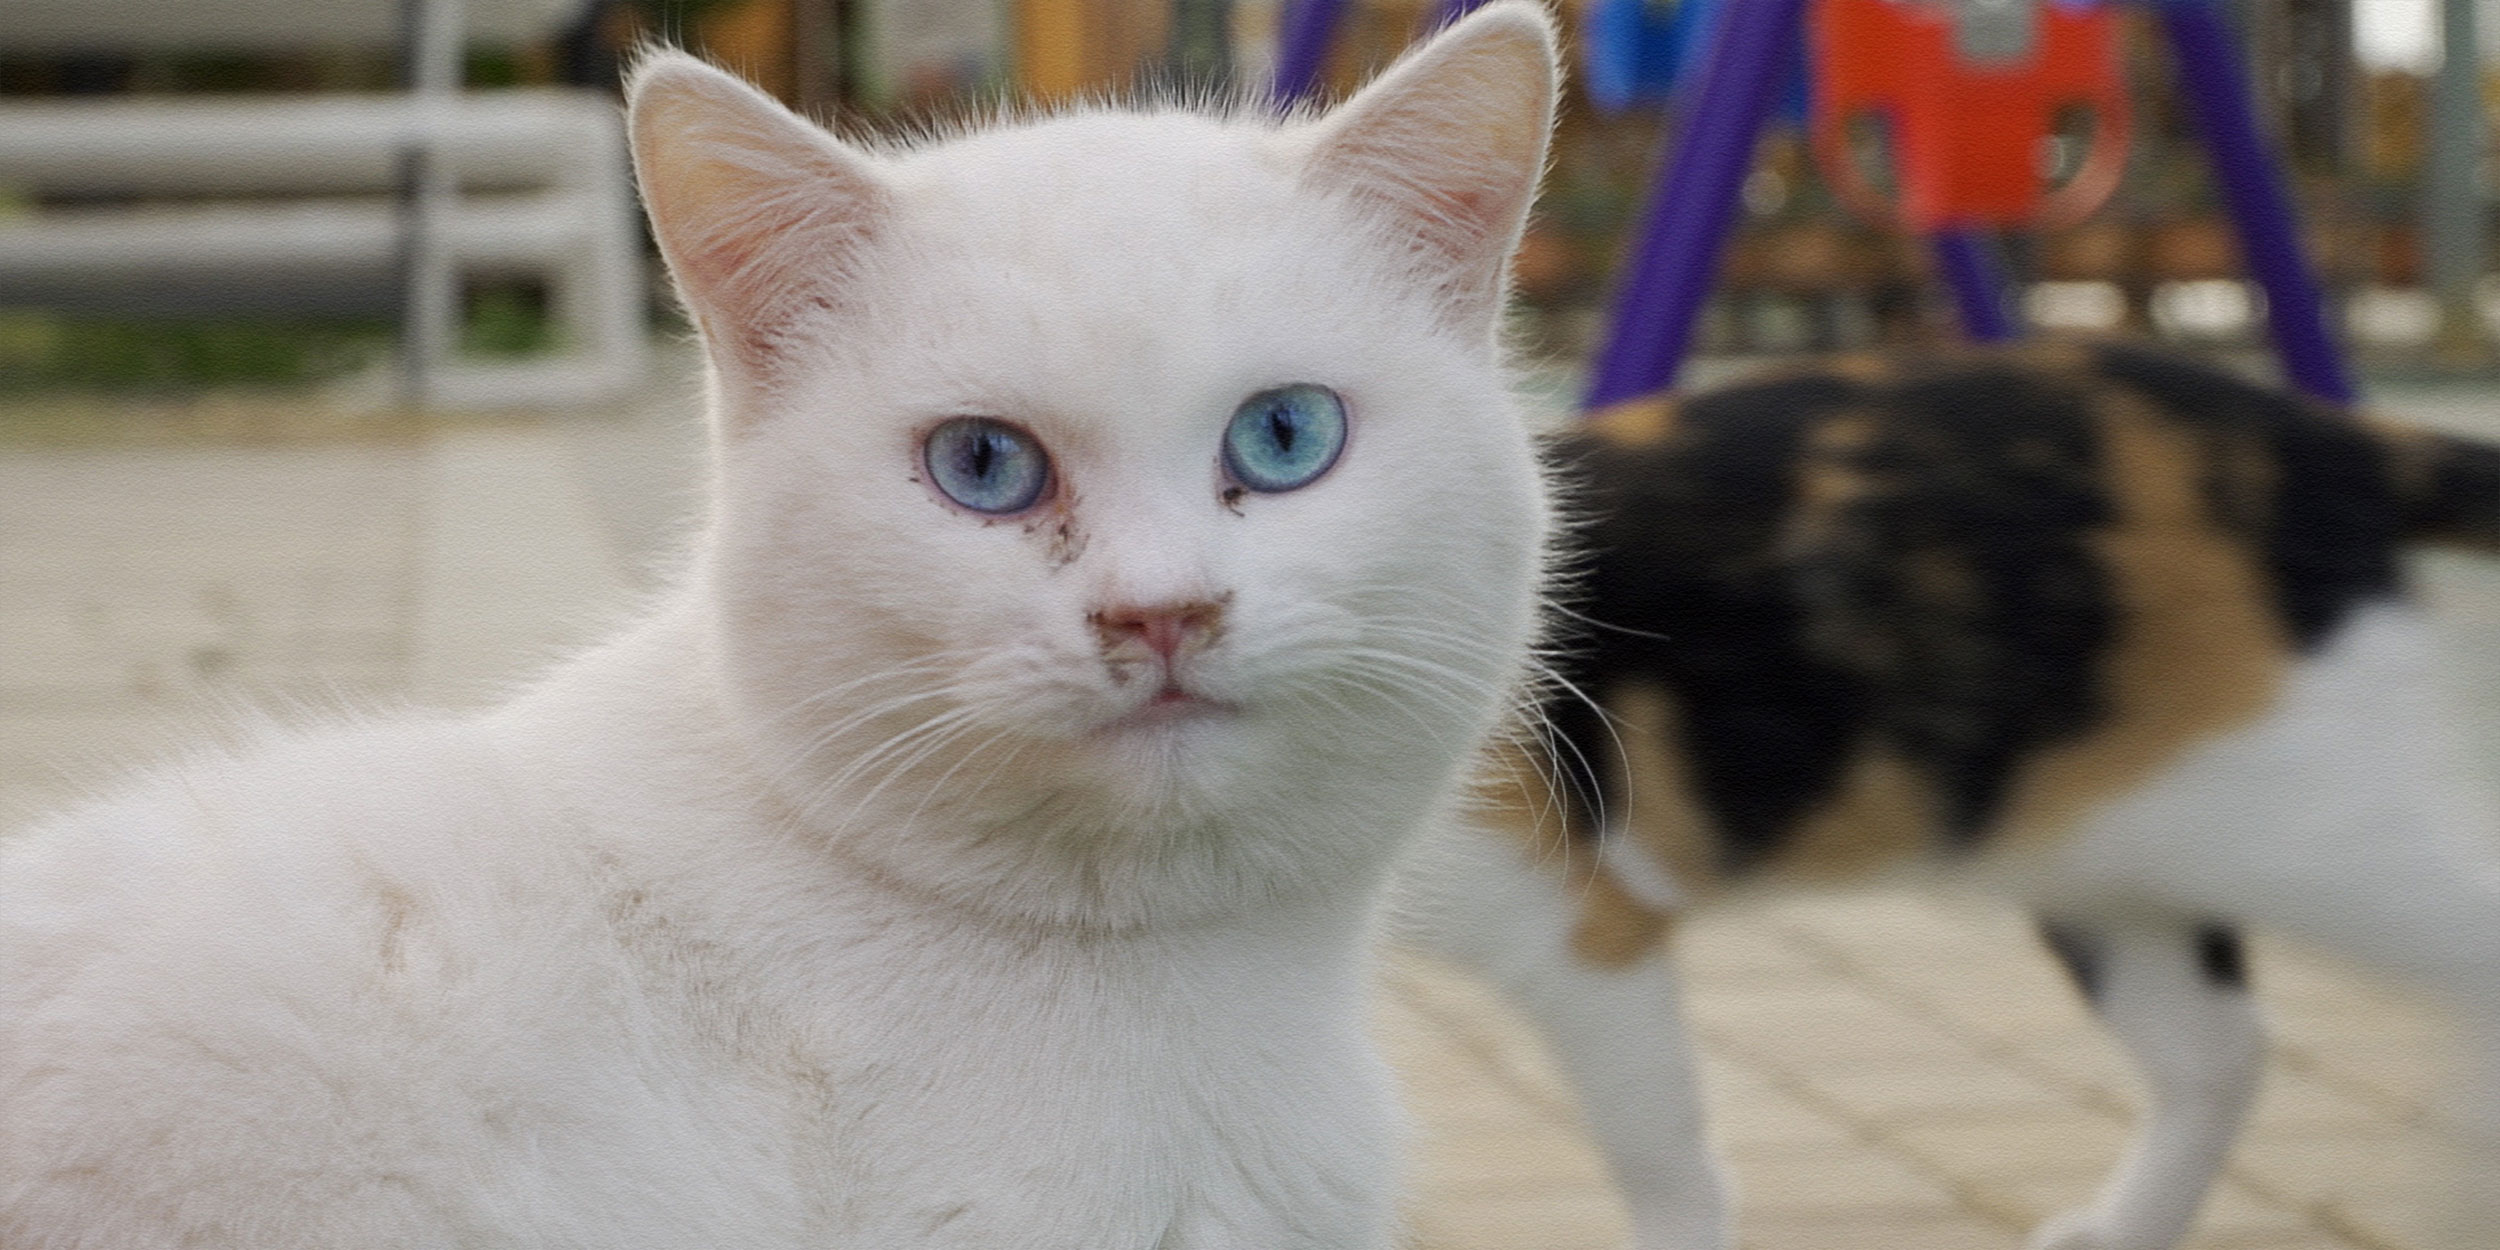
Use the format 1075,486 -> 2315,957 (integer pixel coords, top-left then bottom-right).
1265,407 -> 1298,454
967,430 -> 1000,480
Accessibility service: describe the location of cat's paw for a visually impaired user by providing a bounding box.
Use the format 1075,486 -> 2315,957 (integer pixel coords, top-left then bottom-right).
2024,1208 -> 2115,1250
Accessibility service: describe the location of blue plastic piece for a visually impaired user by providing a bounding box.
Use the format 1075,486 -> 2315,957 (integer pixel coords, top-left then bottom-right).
1583,0 -> 1809,122
1582,0 -> 1680,113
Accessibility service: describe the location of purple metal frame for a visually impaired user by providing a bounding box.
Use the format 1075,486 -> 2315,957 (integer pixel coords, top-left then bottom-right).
1931,228 -> 2021,342
1584,0 -> 1812,409
1583,0 -> 2353,408
1272,0 -> 1351,106
2146,0 -> 2355,403
1271,0 -> 2350,407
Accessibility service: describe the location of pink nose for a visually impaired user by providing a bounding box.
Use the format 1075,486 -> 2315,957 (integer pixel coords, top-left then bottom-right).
1091,600 -> 1225,662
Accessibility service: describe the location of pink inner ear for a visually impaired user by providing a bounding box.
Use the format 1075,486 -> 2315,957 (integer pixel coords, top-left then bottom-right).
1420,181 -> 1505,262
665,164 -> 872,377
670,169 -> 775,289
673,181 -> 822,372
1327,129 -> 1519,289
1299,24 -> 1553,327
632,71 -> 883,384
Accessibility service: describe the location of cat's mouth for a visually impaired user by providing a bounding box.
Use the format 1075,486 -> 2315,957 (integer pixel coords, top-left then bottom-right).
1098,681 -> 1240,733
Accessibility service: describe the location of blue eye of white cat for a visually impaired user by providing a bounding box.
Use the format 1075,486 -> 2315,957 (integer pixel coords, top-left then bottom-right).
925,418 -> 1051,515
1222,385 -> 1346,494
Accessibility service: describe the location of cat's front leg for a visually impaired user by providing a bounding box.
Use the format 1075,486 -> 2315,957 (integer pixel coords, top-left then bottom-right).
1392,824 -> 1734,1250
1504,928 -> 1730,1250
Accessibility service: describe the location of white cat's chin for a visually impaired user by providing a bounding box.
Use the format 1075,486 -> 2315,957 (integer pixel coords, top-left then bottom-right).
1069,691 -> 1253,802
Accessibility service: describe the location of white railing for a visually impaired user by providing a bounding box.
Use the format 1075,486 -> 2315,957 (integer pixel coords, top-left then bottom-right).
0,88 -> 648,408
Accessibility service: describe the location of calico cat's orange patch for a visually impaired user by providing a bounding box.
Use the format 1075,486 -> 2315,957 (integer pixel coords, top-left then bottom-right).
1472,736 -> 1571,853
1568,869 -> 1676,964
1824,350 -> 1905,384
1602,683 -> 1726,893
1768,749 -> 1943,880
1573,682 -> 1724,961
1994,393 -> 2291,844
2006,338 -> 2096,373
1583,396 -> 1679,449
1472,728 -> 1683,965
1531,344 -> 2453,964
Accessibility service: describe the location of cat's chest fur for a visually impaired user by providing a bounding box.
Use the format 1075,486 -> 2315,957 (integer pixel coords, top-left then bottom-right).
1,618 -> 1395,1250
550,785 -> 1396,1249
540,874 -> 1393,1250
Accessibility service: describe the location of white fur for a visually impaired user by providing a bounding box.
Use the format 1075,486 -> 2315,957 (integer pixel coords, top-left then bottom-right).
2007,601 -> 2500,1250
2017,920 -> 2266,1250
0,9 -> 1560,1247
1391,827 -> 1733,1250
1409,599 -> 2500,1250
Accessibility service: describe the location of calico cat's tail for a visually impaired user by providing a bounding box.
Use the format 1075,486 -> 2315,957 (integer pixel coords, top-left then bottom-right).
2082,341 -> 2500,555
2387,427 -> 2500,553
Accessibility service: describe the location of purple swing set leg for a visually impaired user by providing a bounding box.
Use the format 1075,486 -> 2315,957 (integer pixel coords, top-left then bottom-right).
1931,227 -> 2020,342
1584,0 -> 1812,410
1583,0 -> 2354,410
1272,0 -> 1352,106
2148,0 -> 2356,404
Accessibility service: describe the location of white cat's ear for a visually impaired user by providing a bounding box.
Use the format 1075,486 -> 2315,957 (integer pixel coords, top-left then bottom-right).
627,51 -> 885,392
1298,2 -> 1558,336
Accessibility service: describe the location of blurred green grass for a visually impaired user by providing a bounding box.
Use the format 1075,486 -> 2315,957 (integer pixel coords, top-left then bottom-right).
0,311 -> 392,392
0,285 -> 554,394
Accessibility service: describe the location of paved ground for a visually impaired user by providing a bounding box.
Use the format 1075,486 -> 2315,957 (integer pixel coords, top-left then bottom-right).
5,363 -> 2499,1249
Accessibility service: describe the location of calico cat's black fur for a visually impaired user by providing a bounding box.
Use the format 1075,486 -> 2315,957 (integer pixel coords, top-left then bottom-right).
1405,341 -> 2500,1250
1538,341 -> 2500,887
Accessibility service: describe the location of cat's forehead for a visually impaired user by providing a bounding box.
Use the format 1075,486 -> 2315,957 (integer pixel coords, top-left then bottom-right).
876,111 -> 1328,279
894,110 -> 1287,211
837,110 -> 1417,409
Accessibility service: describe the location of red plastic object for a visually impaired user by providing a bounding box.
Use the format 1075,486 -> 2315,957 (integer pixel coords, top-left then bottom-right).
1810,0 -> 2131,231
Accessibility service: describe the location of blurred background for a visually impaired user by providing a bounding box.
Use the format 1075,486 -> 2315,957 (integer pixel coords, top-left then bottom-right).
5,3 -> 2500,1248
0,0 -> 2493,398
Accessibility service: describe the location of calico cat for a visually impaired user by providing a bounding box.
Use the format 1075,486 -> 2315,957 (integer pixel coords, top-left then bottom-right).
0,8 -> 1558,1247
1398,341 -> 2500,1250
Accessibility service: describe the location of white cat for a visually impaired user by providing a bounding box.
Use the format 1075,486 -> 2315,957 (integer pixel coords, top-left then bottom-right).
0,8 -> 1559,1247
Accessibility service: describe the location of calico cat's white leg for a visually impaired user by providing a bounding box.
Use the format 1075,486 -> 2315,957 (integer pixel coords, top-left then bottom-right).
2028,606 -> 2500,1240
2044,607 -> 2500,1075
2025,916 -> 2265,1250
1496,934 -> 1731,1250
2042,829 -> 2500,1246
1393,826 -> 1734,1250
